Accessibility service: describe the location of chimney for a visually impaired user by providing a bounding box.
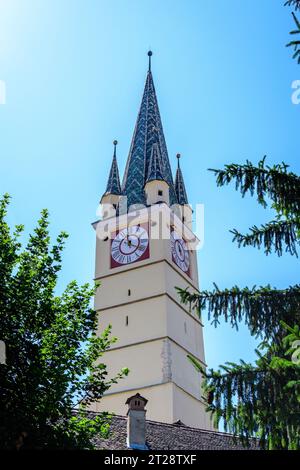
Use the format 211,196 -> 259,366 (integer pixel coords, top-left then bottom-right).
126,393 -> 148,450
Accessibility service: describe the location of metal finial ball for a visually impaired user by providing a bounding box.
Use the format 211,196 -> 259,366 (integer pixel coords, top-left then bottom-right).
113,140 -> 118,146
148,51 -> 153,57
176,153 -> 181,159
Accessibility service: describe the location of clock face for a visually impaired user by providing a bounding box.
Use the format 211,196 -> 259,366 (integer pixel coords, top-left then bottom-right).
111,224 -> 149,268
170,230 -> 190,274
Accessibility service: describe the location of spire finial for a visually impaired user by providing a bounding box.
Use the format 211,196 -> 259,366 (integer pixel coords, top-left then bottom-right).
113,139 -> 118,157
176,153 -> 181,168
148,50 -> 153,71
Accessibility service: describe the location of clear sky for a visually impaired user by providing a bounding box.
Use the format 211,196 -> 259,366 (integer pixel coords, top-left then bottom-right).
0,0 -> 299,370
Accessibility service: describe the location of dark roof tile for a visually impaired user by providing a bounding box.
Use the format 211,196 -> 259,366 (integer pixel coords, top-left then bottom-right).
94,415 -> 258,451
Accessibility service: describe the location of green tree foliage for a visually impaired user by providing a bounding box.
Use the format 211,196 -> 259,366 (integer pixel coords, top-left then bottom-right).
0,194 -> 128,449
188,322 -> 300,450
286,0 -> 300,62
178,159 -> 300,449
178,1 -> 300,450
285,0 -> 300,11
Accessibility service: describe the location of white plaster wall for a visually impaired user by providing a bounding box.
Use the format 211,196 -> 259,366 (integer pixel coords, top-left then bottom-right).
145,180 -> 170,206
95,262 -> 167,311
165,296 -> 205,362
172,383 -> 213,430
91,204 -> 210,430
90,381 -> 211,429
97,296 -> 167,348
92,382 -> 174,424
96,338 -> 167,393
168,340 -> 203,400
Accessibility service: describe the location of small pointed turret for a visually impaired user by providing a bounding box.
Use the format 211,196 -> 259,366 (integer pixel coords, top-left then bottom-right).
174,154 -> 192,228
101,140 -> 122,219
104,140 -> 122,196
174,153 -> 188,205
144,143 -> 170,206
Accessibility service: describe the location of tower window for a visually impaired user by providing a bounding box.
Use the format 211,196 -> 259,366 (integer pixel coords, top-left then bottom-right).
158,190 -> 163,196
128,289 -> 131,296
182,216 -> 185,223
126,315 -> 129,326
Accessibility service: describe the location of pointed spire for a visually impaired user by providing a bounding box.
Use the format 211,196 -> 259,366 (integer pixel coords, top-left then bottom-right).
146,143 -> 165,183
174,153 -> 188,205
122,52 -> 177,208
104,140 -> 122,196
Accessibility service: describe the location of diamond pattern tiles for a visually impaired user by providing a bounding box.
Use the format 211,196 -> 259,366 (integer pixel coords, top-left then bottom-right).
121,70 -> 177,209
146,143 -> 165,183
104,152 -> 122,196
174,163 -> 188,205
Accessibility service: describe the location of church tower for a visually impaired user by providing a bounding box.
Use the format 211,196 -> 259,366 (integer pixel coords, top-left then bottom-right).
91,52 -> 211,430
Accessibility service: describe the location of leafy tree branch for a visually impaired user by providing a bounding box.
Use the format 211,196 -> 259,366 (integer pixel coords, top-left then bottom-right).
0,194 -> 128,449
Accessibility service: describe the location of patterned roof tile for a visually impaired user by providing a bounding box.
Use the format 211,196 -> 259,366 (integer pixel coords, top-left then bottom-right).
145,143 -> 165,183
121,66 -> 177,208
103,142 -> 122,196
174,155 -> 188,205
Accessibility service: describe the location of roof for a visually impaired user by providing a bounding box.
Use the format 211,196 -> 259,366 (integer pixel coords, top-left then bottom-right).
94,415 -> 258,451
101,54 -> 190,209
145,143 -> 165,184
121,59 -> 177,208
174,155 -> 188,205
103,142 -> 122,196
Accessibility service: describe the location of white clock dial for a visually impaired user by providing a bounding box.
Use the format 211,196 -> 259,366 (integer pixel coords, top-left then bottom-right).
111,225 -> 149,265
170,230 -> 190,273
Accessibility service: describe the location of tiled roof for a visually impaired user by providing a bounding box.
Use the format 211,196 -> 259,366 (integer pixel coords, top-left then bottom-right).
174,156 -> 188,205
102,55 -> 191,210
103,142 -> 122,196
145,143 -> 165,184
94,415 -> 258,451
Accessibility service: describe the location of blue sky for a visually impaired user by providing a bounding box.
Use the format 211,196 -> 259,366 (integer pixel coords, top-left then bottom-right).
0,0 -> 299,370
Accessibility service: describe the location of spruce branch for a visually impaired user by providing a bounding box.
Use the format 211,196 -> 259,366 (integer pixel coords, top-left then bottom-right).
177,284 -> 300,338
230,218 -> 300,257
286,12 -> 300,63
209,158 -> 300,216
285,0 -> 300,11
205,360 -> 300,448
188,338 -> 300,449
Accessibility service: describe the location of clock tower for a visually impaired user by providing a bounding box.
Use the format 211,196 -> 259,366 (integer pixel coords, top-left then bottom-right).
90,53 -> 212,430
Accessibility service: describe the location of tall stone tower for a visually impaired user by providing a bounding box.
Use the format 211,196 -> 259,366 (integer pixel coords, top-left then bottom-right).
91,52 -> 211,430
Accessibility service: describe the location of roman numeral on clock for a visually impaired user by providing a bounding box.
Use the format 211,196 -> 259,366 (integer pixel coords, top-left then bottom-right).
111,225 -> 149,267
